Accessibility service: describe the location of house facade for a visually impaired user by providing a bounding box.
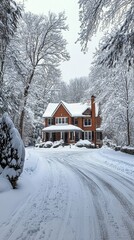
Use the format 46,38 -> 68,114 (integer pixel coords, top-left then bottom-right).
42,96 -> 102,147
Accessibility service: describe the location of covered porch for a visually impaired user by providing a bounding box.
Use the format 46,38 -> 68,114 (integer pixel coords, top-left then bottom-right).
42,124 -> 83,144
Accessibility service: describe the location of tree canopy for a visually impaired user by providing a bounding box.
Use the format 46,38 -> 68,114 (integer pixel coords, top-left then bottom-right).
78,0 -> 133,50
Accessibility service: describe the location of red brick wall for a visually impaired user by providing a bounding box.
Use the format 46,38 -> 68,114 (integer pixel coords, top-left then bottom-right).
53,105 -> 71,122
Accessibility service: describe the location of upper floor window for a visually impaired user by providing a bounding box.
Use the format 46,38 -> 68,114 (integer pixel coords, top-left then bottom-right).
48,118 -> 52,125
83,118 -> 91,126
73,118 -> 78,125
55,117 -> 68,124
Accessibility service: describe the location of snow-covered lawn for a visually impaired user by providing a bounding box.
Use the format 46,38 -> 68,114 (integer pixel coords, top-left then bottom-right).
0,146 -> 134,240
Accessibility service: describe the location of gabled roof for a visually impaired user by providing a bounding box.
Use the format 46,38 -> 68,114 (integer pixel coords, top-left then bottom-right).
61,101 -> 91,117
43,100 -> 99,118
43,103 -> 58,118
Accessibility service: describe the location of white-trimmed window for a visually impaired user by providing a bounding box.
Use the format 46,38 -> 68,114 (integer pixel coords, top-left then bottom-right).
48,118 -> 52,125
96,131 -> 102,140
84,131 -> 92,140
55,117 -> 68,124
83,118 -> 91,126
74,118 -> 78,125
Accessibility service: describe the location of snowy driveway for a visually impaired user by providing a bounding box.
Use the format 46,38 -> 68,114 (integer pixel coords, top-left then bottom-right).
0,147 -> 134,240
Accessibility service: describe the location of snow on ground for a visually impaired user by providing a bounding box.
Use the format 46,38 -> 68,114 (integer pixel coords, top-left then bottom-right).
0,146 -> 134,240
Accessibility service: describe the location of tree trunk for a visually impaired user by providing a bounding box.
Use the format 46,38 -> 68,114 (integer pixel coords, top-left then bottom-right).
18,69 -> 35,139
19,107 -> 25,138
126,108 -> 130,146
0,44 -> 8,116
125,76 -> 130,146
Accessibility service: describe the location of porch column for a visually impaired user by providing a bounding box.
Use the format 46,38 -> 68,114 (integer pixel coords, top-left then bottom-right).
42,131 -> 44,141
50,132 -> 52,141
43,132 -> 46,141
68,131 -> 70,142
60,132 -> 63,139
74,131 -> 75,142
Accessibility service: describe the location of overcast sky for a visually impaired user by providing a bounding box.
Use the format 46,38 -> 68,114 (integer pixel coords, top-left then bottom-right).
19,0 -> 101,82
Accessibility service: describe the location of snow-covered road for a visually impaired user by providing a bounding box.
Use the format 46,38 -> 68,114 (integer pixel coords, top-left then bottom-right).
0,147 -> 134,240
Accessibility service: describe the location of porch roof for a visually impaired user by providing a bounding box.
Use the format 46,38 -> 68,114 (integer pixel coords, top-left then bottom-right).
42,124 -> 83,132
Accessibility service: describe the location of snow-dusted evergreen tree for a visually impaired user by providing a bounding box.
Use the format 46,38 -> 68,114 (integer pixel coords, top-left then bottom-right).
0,113 -> 25,188
0,0 -> 21,114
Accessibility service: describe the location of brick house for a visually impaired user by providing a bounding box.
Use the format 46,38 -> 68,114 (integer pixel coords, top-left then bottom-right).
42,96 -> 102,147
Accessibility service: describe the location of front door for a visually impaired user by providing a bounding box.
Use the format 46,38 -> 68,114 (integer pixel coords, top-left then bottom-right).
62,132 -> 68,144
65,132 -> 68,144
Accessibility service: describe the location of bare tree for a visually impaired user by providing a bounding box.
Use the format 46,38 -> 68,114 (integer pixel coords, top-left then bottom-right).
86,31 -> 134,146
68,77 -> 89,102
78,0 -> 133,50
9,11 -> 69,138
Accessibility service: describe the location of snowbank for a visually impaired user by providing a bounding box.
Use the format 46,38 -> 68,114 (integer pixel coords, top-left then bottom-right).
121,146 -> 134,155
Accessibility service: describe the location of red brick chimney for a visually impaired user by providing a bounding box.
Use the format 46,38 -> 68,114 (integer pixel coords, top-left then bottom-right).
91,95 -> 96,130
91,95 -> 96,147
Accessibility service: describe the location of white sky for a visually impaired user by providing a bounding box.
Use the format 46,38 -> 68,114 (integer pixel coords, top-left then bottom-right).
18,0 -> 101,82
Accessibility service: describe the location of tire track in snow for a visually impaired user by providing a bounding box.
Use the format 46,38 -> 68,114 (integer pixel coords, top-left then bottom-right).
55,157 -> 109,240
0,158 -> 59,240
55,153 -> 134,240
1,149 -> 134,240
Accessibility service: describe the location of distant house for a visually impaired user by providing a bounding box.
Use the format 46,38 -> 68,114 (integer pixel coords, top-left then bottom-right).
42,96 -> 102,147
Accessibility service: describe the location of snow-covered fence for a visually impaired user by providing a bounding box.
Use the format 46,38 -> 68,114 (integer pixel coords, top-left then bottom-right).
0,113 -> 25,188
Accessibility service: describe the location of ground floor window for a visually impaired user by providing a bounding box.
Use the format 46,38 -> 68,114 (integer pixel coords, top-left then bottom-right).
84,131 -> 92,141
96,131 -> 102,140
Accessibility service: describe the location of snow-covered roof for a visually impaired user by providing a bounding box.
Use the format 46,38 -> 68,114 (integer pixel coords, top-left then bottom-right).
43,103 -> 58,118
42,124 -> 83,132
96,128 -> 103,131
43,100 -> 99,118
60,101 -> 90,117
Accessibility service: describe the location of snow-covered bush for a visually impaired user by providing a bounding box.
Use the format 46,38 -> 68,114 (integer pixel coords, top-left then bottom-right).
35,142 -> 45,148
53,139 -> 64,148
75,139 -> 95,148
0,113 -> 25,188
35,141 -> 53,148
45,141 -> 53,148
103,137 -> 116,148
